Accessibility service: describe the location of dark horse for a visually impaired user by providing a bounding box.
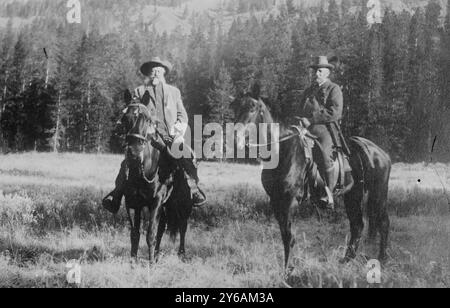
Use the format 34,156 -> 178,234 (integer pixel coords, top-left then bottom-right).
234,92 -> 391,268
118,90 -> 193,263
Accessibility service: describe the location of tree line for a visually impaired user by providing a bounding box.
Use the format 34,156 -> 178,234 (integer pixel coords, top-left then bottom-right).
0,0 -> 449,162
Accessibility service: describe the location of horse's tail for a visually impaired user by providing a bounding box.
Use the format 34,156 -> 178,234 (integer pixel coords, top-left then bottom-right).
165,169 -> 192,242
165,201 -> 191,242
165,205 -> 180,241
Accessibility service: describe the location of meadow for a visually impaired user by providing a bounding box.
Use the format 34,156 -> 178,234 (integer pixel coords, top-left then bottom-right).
0,153 -> 449,288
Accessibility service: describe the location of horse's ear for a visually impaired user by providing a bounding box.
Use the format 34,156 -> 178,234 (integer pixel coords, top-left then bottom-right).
141,91 -> 151,106
229,94 -> 241,113
250,82 -> 261,100
124,89 -> 132,105
329,55 -> 339,68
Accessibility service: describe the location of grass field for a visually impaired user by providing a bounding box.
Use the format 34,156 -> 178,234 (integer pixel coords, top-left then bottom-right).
0,153 -> 449,288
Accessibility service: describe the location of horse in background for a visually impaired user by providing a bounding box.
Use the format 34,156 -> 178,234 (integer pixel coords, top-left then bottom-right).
233,90 -> 392,268
118,90 -> 193,263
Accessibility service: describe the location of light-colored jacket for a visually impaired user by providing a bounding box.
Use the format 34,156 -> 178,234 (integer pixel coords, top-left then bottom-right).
134,83 -> 188,142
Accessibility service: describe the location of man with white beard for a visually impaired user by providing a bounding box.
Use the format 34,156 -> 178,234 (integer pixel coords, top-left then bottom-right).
102,57 -> 206,214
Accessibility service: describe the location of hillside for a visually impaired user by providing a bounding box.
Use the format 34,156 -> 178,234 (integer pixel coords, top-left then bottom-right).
1,0 -> 450,162
0,0 -> 447,34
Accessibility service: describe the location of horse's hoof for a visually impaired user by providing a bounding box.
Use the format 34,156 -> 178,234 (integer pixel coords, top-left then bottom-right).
283,265 -> 294,278
130,257 -> 139,268
340,252 -> 356,264
178,251 -> 187,262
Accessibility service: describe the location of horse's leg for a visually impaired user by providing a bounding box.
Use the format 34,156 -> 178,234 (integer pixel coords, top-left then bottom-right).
367,196 -> 378,242
178,217 -> 188,258
343,184 -> 364,262
178,180 -> 192,259
155,210 -> 167,260
127,207 -> 141,259
377,199 -> 390,263
368,170 -> 390,263
146,192 -> 165,264
273,195 -> 296,270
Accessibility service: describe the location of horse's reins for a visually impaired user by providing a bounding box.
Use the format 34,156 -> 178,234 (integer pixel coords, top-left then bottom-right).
124,104 -> 159,184
243,99 -> 315,148
246,125 -> 316,148
247,132 -> 301,148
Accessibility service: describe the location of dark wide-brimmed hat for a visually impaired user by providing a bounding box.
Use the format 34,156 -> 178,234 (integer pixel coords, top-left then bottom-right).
309,56 -> 335,70
140,57 -> 173,76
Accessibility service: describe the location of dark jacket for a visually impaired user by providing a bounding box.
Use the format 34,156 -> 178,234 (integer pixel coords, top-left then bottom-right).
301,80 -> 343,125
300,79 -> 344,149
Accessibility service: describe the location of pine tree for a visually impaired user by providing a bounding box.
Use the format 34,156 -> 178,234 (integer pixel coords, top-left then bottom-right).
286,0 -> 296,16
183,26 -> 212,118
223,16 -> 261,94
422,0 -> 443,161
339,1 -> 371,138
438,0 -> 450,160
0,19 -> 14,109
9,31 -> 28,96
405,8 -> 427,161
365,22 -> 386,151
380,10 -> 411,160
327,0 -> 341,50
258,14 -> 291,119
21,79 -> 57,151
207,62 -> 235,125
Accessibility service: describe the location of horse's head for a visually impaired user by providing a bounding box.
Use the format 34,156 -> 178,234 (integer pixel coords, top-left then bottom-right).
118,90 -> 156,160
233,90 -> 273,150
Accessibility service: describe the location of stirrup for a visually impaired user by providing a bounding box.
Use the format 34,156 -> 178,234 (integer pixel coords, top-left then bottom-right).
324,187 -> 335,210
192,188 -> 207,207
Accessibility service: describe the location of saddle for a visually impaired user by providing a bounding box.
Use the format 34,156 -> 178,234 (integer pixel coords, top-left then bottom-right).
292,123 -> 354,199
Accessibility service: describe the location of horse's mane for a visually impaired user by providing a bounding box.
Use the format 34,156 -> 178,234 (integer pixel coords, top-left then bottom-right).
255,96 -> 294,138
255,96 -> 307,194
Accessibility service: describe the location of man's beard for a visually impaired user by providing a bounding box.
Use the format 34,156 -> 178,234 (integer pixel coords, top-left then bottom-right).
151,78 -> 161,86
316,78 -> 327,85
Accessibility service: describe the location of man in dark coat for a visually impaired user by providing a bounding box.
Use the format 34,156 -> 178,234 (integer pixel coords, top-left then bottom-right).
102,57 -> 206,214
299,56 -> 344,208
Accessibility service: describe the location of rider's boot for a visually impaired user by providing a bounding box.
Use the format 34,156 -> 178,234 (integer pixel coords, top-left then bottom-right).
315,166 -> 335,211
335,171 -> 354,197
308,164 -> 333,210
178,157 -> 207,207
102,160 -> 127,214
324,167 -> 336,210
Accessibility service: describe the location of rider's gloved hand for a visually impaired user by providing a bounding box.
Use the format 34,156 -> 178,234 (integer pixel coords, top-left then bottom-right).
171,121 -> 187,144
163,135 -> 174,145
300,118 -> 312,128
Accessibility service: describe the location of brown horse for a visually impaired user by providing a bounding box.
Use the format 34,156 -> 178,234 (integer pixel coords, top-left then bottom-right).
118,90 -> 193,263
234,92 -> 391,268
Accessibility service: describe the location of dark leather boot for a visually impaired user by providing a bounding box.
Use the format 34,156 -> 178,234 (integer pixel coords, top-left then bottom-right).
308,163 -> 334,210
102,160 -> 127,214
102,191 -> 122,215
178,157 -> 207,207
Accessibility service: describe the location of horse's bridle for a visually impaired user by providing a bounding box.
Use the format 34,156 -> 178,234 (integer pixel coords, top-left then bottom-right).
122,103 -> 160,184
242,99 -> 314,148
124,103 -> 155,144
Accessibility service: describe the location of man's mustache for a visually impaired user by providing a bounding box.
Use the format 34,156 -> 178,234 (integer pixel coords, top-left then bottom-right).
151,77 -> 160,85
144,77 -> 161,86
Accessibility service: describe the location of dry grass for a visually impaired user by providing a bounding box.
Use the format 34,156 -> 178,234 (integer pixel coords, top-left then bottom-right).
0,153 -> 449,288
